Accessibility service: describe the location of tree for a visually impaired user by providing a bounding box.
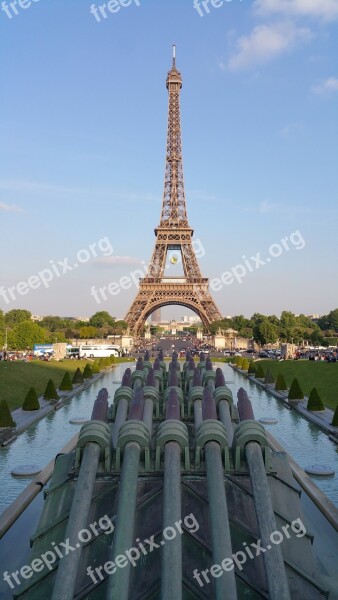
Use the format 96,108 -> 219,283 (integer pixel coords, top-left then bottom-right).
44,380 -> 59,401
79,326 -> 98,339
0,400 -> 15,427
288,378 -> 304,401
39,316 -> 66,332
89,311 -> 115,328
8,321 -> 49,349
22,387 -> 40,411
253,319 -> 278,346
59,372 -> 73,391
5,309 -> 31,326
307,388 -> 324,411
275,373 -> 287,391
109,320 -> 128,335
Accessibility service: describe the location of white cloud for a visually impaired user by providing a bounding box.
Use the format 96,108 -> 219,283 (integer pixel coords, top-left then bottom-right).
311,76 -> 338,94
254,0 -> 338,22
93,256 -> 143,267
228,22 -> 311,71
0,201 -> 23,213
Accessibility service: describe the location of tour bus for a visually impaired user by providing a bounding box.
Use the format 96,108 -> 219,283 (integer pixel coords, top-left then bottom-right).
79,344 -> 121,359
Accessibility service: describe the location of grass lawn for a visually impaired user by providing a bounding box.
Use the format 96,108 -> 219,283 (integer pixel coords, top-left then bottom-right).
0,357 -> 135,411
260,360 -> 338,411
0,360 -> 97,411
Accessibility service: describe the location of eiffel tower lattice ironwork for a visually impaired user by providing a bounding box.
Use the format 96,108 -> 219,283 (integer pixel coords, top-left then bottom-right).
125,47 -> 222,335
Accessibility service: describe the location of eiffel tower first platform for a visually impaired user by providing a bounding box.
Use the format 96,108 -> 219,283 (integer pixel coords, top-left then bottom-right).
125,47 -> 222,335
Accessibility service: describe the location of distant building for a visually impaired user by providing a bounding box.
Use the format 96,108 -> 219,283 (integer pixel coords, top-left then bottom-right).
151,309 -> 161,323
31,315 -> 43,322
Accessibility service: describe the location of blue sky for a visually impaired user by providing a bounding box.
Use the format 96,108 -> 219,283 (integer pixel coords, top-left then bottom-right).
1,0 -> 337,320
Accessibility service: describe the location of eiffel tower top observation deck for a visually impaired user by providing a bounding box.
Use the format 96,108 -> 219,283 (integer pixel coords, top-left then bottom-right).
125,47 -> 222,335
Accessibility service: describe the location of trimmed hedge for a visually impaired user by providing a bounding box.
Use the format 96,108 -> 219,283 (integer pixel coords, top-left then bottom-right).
264,369 -> 275,385
275,373 -> 287,391
332,404 -> 338,426
22,387 -> 40,411
59,372 -> 73,391
255,363 -> 265,379
248,361 -> 256,374
83,364 -> 93,379
288,378 -> 304,401
241,358 -> 250,371
43,379 -> 59,401
307,388 -> 325,411
72,368 -> 84,384
0,400 -> 15,427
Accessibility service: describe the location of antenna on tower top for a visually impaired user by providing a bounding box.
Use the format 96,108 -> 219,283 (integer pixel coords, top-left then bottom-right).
172,44 -> 176,68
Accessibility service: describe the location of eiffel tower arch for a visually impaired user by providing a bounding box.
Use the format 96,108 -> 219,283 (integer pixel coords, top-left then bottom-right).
125,47 -> 222,336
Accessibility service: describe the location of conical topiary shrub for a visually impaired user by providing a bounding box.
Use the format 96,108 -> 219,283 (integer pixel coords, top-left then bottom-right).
92,361 -> 100,374
98,358 -> 105,370
275,373 -> 287,391
264,369 -> 275,385
307,388 -> 325,411
59,372 -> 73,391
288,378 -> 304,402
248,361 -> 256,375
241,358 -> 249,371
43,379 -> 59,401
83,363 -> 93,379
332,404 -> 338,426
0,400 -> 15,427
109,354 -> 116,364
255,363 -> 265,380
22,387 -> 40,411
104,357 -> 111,368
72,368 -> 84,384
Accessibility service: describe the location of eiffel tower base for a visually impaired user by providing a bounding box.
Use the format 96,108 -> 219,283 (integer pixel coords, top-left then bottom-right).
125,280 -> 221,336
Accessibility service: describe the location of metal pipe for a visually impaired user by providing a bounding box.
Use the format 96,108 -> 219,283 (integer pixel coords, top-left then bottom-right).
237,388 -> 291,600
192,369 -> 203,429
215,368 -> 234,446
143,369 -> 155,434
162,389 -> 182,600
106,442 -> 141,600
202,388 -> 237,600
106,391 -> 145,599
52,389 -> 109,600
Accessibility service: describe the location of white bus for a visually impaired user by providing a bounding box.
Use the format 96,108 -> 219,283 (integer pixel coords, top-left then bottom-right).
79,345 -> 121,358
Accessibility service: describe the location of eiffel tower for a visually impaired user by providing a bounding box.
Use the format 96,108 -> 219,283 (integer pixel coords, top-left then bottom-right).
125,47 -> 222,335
